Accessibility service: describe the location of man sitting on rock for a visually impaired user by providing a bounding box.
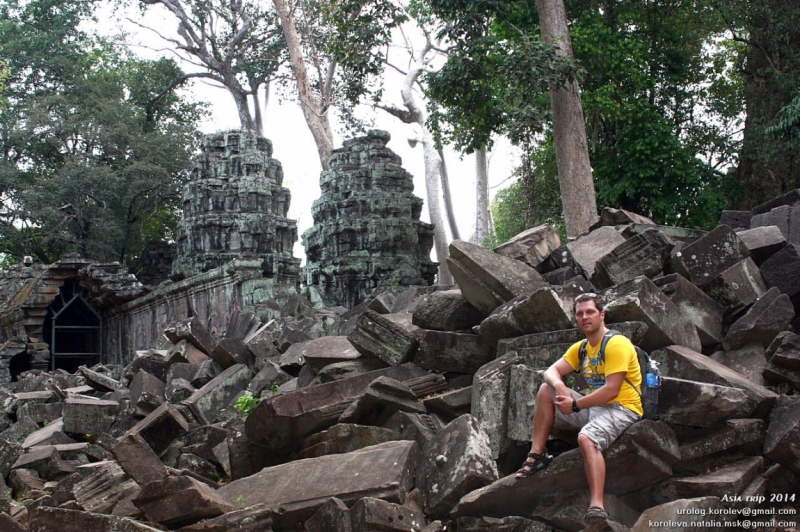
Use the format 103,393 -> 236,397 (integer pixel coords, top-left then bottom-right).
515,292 -> 642,525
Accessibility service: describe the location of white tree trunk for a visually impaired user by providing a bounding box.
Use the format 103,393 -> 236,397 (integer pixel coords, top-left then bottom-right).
437,148 -> 461,240
537,0 -> 598,238
399,43 -> 453,284
273,0 -> 335,170
474,148 -> 490,245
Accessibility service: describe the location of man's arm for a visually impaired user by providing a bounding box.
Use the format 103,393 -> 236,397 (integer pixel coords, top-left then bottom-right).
573,372 -> 624,410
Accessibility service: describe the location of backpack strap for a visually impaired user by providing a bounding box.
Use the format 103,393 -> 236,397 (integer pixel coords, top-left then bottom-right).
578,329 -> 642,397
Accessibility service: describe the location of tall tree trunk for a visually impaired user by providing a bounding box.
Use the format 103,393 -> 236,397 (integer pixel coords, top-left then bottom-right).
537,0 -> 598,238
229,83 -> 256,132
400,43 -> 452,284
474,148 -> 489,244
273,0 -> 334,170
252,86 -> 264,136
437,148 -> 460,240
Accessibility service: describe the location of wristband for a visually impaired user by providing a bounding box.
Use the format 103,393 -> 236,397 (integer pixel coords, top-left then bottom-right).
572,399 -> 581,413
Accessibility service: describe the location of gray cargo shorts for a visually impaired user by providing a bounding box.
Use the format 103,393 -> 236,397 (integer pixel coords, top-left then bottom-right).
553,388 -> 640,451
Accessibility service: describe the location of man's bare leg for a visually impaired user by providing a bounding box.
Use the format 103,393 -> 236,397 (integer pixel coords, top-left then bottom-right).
578,433 -> 606,509
516,383 -> 556,477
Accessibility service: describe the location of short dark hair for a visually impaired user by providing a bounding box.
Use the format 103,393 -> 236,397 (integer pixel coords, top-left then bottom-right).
574,292 -> 603,313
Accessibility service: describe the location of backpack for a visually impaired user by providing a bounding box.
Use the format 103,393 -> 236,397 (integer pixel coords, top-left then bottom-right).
577,329 -> 659,421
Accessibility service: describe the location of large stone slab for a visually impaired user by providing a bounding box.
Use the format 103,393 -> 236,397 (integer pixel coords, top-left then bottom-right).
737,225 -> 787,265
711,343 -> 768,386
111,433 -> 168,487
129,370 -> 165,417
477,285 -> 581,347
350,497 -> 425,532
496,321 -> 649,367
124,402 -> 190,455
339,376 -> 426,426
592,228 -> 674,289
567,226 -> 626,277
289,336 -> 362,374
675,419 -> 766,475
217,440 -> 420,529
133,474 -> 234,528
507,365 -> 545,444
62,398 -> 119,436
183,363 -> 254,425
73,461 -> 141,515
470,354 -> 523,459
622,223 -> 707,244
651,345 -> 778,418
415,331 -> 495,374
164,316 -> 217,355
655,274 -> 723,347
669,225 -> 750,288
27,506 -> 162,532
763,395 -> 800,474
447,240 -> 547,315
601,276 -> 702,352
660,456 -> 763,499
419,414 -> 498,519
245,364 -> 433,451
658,377 -> 749,427
411,290 -> 486,332
348,310 -> 419,366
703,257 -> 767,317
493,224 -> 561,268
532,490 -> 640,530
761,243 -> 800,311
295,423 -> 393,460
451,421 -> 679,519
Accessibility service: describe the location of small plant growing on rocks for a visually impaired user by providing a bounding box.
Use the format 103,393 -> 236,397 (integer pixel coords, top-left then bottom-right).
234,391 -> 259,417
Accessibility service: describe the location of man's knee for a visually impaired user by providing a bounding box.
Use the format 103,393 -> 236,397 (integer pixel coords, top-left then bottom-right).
537,383 -> 553,402
578,433 -> 601,453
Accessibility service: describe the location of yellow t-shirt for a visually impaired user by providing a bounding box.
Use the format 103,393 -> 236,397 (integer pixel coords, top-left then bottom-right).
563,334 -> 643,417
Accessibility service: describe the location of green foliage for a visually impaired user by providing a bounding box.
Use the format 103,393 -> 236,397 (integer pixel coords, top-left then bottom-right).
565,0 -> 742,228
0,0 -> 206,269
234,391 -> 260,417
424,0 -> 578,153
766,91 -> 800,140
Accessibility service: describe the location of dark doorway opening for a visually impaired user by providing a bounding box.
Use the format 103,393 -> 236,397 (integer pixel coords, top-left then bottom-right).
43,281 -> 103,373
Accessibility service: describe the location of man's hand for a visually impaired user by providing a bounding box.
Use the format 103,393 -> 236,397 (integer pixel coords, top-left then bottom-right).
555,393 -> 574,415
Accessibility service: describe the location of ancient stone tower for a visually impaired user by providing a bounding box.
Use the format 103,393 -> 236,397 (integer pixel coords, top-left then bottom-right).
172,130 -> 301,283
302,130 -> 437,308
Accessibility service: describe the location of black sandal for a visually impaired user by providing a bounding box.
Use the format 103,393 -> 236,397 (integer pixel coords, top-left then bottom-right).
515,451 -> 553,478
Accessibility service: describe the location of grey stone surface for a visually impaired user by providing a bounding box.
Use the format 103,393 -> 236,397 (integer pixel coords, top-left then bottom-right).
761,243 -> 800,312
493,224 -> 561,268
601,276 -> 702,352
73,461 -> 141,515
655,274 -> 724,347
129,370 -> 165,417
471,353 -> 523,459
339,376 -> 426,426
567,226 -> 626,277
217,440 -> 420,529
133,474 -> 234,528
669,225 -> 750,288
703,257 -> 767,317
415,331 -> 495,374
124,402 -> 190,456
350,497 -> 425,532
111,433 -> 168,487
659,377 -> 749,427
506,365 -> 545,444
737,225 -> 787,265
452,421 -> 679,519
412,290 -> 486,332
164,317 -> 217,356
183,363 -> 254,425
348,310 -> 419,366
172,130 -> 300,281
660,456 -> 763,499
447,239 -> 547,315
245,364 -> 432,451
62,398 -> 119,436
291,336 -> 362,374
675,419 -> 766,476
295,423 -> 393,460
592,228 -> 674,289
651,345 -> 778,419
711,343 -> 768,386
419,414 -> 498,519
302,131 -> 436,308
763,395 -> 800,474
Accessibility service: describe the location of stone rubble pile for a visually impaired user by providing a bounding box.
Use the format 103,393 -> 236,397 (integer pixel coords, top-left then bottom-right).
1,191 -> 800,531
